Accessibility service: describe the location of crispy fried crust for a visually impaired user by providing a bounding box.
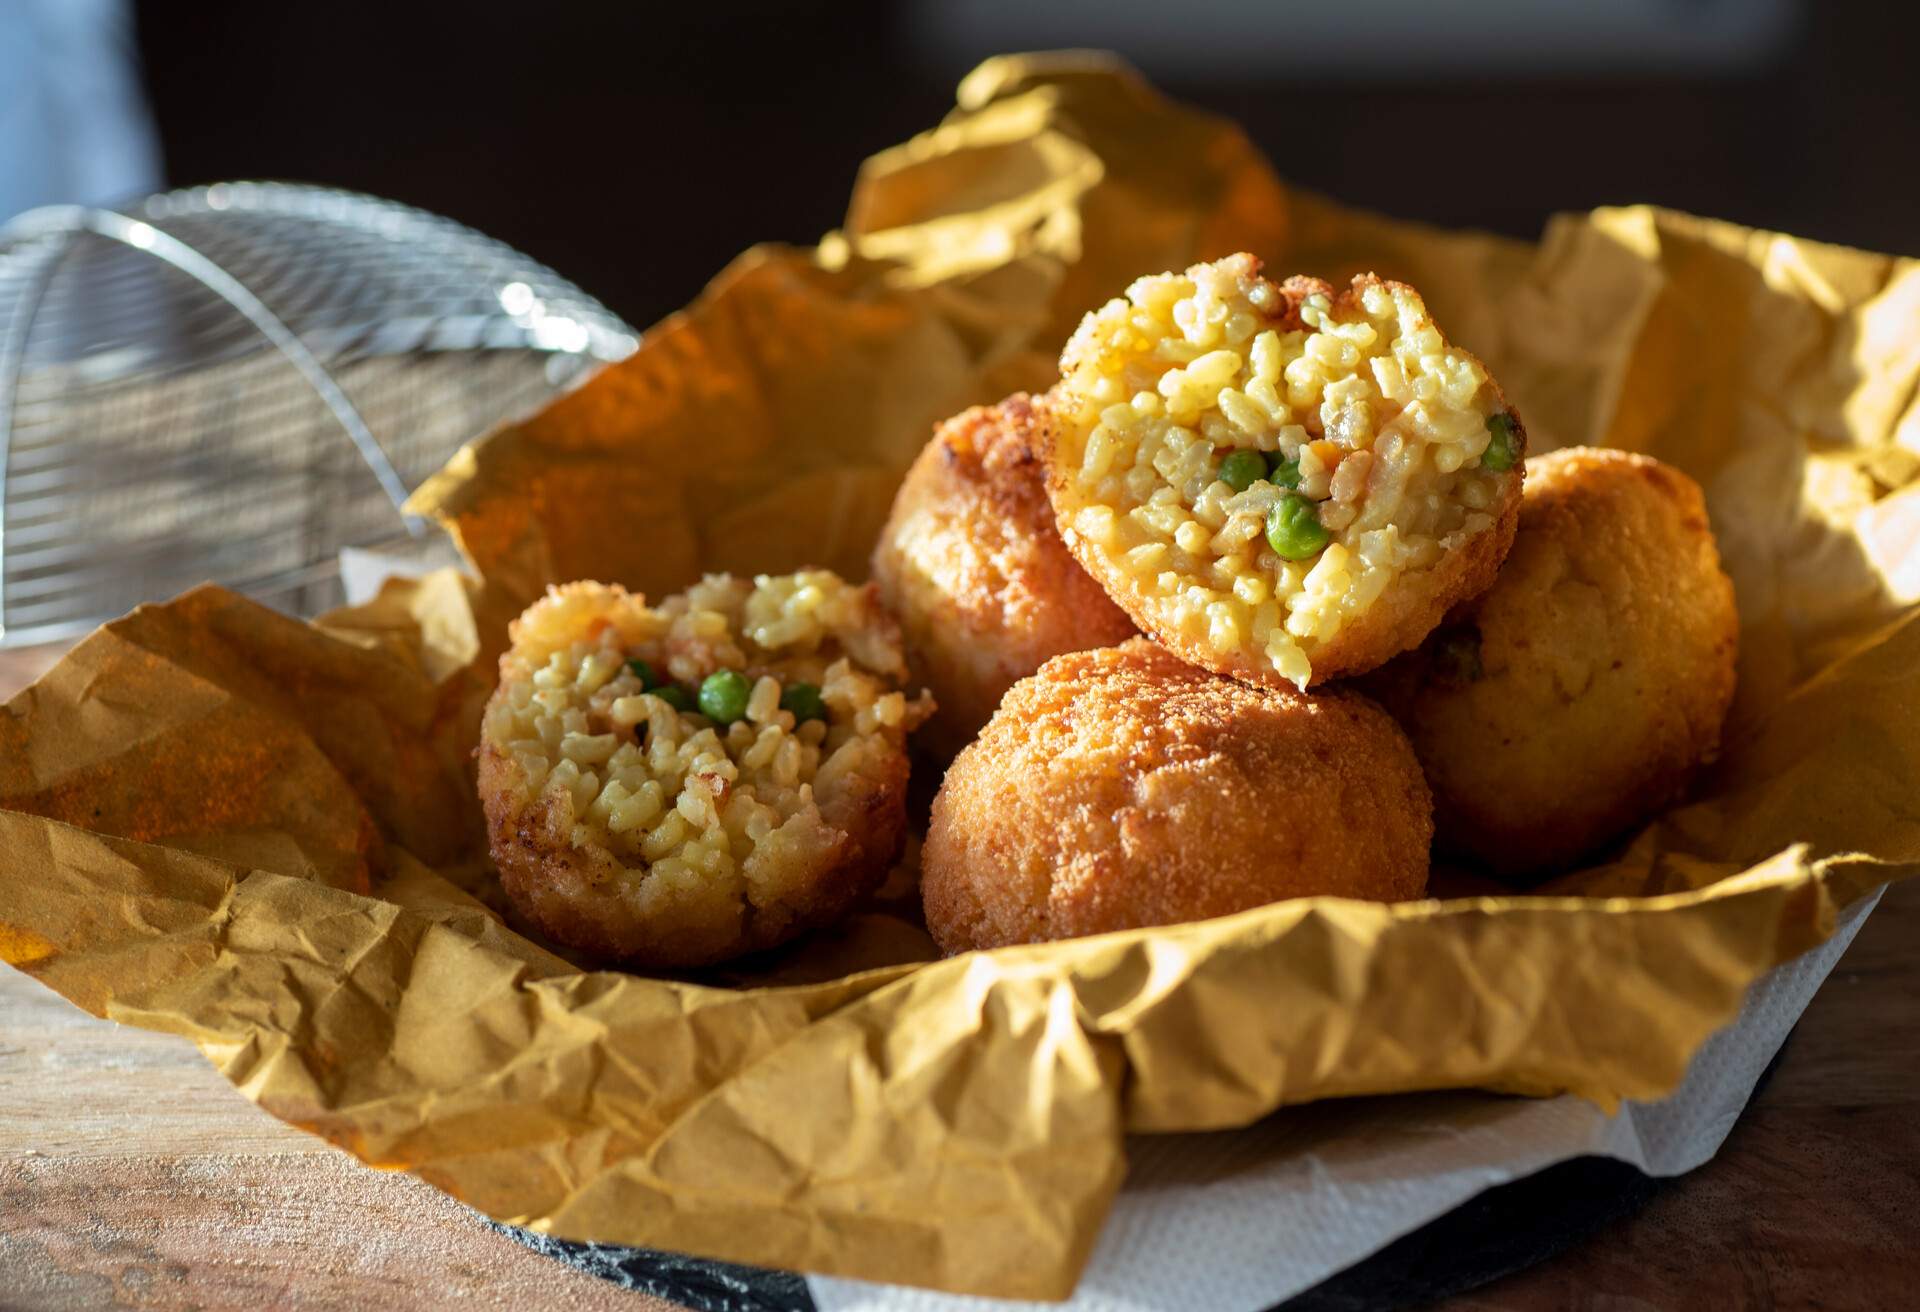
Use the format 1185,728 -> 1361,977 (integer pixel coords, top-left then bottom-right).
1363,447 -> 1738,879
1043,269 -> 1526,690
478,735 -> 908,968
921,638 -> 1432,952
871,395 -> 1136,759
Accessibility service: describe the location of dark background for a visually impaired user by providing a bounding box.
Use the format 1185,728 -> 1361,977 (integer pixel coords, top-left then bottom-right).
133,2 -> 1920,331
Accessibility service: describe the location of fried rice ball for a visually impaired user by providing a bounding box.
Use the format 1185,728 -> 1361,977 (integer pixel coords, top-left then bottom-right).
1363,447 -> 1739,879
870,395 -> 1136,758
1044,253 -> 1526,690
921,638 -> 1432,953
478,572 -> 933,967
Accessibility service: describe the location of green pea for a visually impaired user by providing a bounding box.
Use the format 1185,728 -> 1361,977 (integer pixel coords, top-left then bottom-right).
697,670 -> 752,724
1268,453 -> 1302,489
1217,449 -> 1269,493
1266,493 -> 1331,560
1482,413 -> 1519,471
650,684 -> 694,713
779,681 -> 827,723
626,658 -> 658,689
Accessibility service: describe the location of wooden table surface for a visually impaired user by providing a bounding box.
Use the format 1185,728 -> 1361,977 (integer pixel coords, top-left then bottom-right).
2,641 -> 1915,1311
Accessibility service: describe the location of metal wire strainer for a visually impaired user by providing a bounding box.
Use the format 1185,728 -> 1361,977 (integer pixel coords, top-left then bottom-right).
0,182 -> 639,647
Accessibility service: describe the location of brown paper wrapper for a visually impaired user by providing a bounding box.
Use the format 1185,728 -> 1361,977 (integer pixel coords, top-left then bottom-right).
4,54 -> 1919,1299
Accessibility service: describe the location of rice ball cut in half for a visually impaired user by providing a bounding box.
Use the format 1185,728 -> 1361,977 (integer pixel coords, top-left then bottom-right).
1045,253 -> 1526,688
871,394 -> 1136,759
1363,447 -> 1738,879
921,638 -> 1432,953
478,572 -> 933,967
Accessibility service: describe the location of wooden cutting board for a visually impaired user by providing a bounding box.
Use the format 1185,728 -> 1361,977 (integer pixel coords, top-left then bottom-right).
2,642 -> 1916,1310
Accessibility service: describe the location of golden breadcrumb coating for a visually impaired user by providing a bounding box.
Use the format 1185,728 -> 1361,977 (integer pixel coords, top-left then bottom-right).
1364,447 -> 1738,878
921,638 -> 1432,952
1045,254 -> 1524,689
871,395 -> 1136,758
478,573 -> 932,967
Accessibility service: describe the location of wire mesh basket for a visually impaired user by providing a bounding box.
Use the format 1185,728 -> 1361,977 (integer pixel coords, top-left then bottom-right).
0,182 -> 638,647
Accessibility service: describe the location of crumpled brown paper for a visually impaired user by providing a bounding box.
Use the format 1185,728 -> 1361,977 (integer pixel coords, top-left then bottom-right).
4,53 -> 1920,1300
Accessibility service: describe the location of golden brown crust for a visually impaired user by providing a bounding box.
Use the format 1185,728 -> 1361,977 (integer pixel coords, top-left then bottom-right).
921,638 -> 1432,953
479,736 -> 907,967
871,395 -> 1135,758
1043,269 -> 1526,690
1362,446 -> 1738,879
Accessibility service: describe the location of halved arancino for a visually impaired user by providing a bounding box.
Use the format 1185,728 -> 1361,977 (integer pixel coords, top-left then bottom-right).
1044,253 -> 1526,688
477,572 -> 932,968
